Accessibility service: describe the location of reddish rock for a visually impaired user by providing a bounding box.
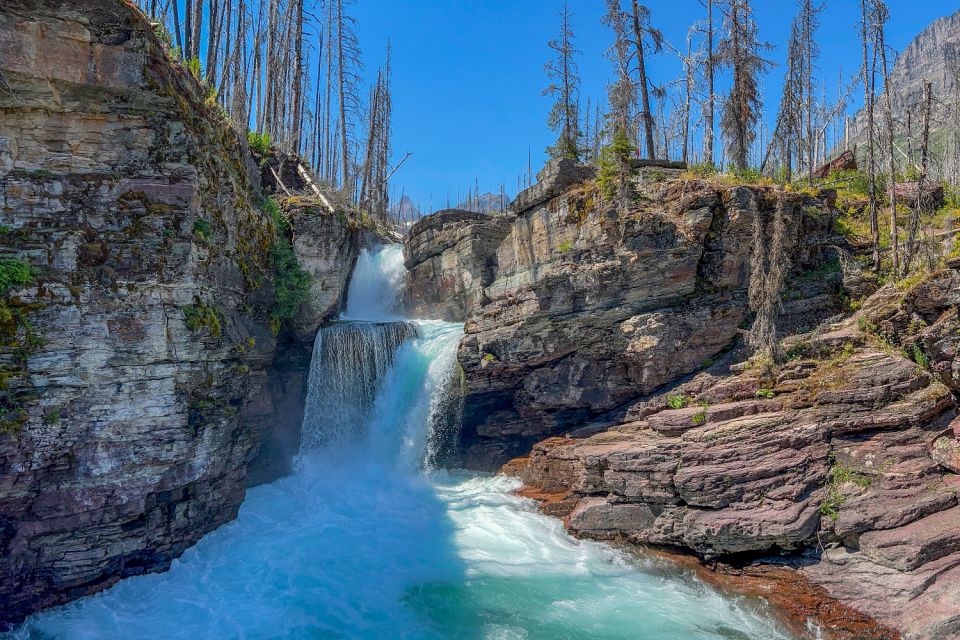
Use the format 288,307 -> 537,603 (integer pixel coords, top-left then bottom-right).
813,150 -> 857,179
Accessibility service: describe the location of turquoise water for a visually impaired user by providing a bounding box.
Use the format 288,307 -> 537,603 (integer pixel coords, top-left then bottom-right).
9,247 -> 798,640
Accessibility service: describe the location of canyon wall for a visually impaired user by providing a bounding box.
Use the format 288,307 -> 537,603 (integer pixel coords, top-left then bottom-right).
516,269 -> 960,640
405,161 -> 839,469
0,0 -> 356,624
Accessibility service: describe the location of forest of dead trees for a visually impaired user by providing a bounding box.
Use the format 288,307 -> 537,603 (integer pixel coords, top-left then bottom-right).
133,0 -> 399,224
542,0 -> 960,282
133,0 -> 959,281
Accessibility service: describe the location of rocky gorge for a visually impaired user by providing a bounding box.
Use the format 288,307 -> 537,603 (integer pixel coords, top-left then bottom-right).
404,161 -> 960,638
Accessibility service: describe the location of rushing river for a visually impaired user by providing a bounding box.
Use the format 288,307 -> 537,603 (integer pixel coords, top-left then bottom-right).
10,246 -> 797,640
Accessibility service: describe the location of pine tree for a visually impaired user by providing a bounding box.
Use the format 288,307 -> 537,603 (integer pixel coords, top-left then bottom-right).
717,0 -> 773,171
543,1 -> 582,160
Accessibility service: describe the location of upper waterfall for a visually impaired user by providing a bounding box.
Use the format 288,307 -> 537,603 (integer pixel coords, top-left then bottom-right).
342,245 -> 407,321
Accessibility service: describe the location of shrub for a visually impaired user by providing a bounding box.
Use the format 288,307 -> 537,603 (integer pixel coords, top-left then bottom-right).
558,240 -> 573,253
755,388 -> 776,399
911,344 -> 929,369
684,163 -> 719,179
667,394 -> 689,410
185,56 -> 201,80
183,300 -> 222,337
820,458 -> 871,521
0,258 -> 34,296
192,219 -> 211,243
728,164 -> 765,184
266,198 -> 310,334
248,131 -> 272,156
691,402 -> 709,426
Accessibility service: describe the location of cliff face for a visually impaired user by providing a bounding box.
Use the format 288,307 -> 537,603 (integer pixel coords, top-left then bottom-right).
516,270 -> 960,640
405,166 -> 839,469
0,0 -> 356,624
405,162 -> 960,636
848,9 -> 960,146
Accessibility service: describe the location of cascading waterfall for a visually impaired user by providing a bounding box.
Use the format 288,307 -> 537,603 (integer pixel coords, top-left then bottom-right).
9,244 -> 800,640
300,321 -> 420,452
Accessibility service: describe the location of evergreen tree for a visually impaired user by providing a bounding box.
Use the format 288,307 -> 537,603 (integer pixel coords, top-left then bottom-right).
717,0 -> 773,171
543,1 -> 582,160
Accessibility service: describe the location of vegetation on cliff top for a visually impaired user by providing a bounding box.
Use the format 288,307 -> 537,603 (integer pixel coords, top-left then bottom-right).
265,198 -> 311,335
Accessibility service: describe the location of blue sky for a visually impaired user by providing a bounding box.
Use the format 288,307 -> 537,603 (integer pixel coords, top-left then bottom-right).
347,0 -> 955,212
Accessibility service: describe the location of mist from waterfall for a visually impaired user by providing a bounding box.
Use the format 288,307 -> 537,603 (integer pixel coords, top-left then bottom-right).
9,244 -> 798,640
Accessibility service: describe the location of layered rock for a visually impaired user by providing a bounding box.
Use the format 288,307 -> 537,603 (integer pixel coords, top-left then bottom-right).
405,167 -> 840,469
0,1 -> 357,624
511,268 -> 960,640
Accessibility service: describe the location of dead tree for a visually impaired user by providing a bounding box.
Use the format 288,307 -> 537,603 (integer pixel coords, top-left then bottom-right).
336,0 -> 362,193
700,0 -> 717,166
874,0 -> 899,277
860,0 -> 881,270
603,0 -> 636,212
629,1 -> 663,160
798,0 -> 824,184
904,82 -> 933,273
764,19 -> 803,181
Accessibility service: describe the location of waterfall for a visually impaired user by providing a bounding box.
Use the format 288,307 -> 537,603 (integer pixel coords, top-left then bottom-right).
299,244 -> 463,465
342,245 -> 407,321
299,321 -> 420,452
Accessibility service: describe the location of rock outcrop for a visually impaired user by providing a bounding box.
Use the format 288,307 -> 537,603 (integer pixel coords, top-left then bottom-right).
510,269 -> 960,640
0,0 -> 358,625
405,167 -> 840,469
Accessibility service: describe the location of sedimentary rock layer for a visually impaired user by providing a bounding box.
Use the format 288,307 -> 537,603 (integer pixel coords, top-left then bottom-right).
0,1 -> 357,624
405,168 -> 839,469
511,270 -> 960,640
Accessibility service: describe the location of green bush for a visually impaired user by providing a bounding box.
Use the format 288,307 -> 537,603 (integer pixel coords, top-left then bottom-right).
183,301 -> 222,337
820,458 -> 872,521
0,258 -> 34,296
185,56 -> 201,80
691,405 -> 708,426
558,240 -> 573,253
685,163 -> 719,178
728,164 -> 764,184
596,129 -> 634,201
248,131 -> 272,156
192,219 -> 211,243
911,344 -> 929,369
266,198 -> 310,334
667,394 -> 689,410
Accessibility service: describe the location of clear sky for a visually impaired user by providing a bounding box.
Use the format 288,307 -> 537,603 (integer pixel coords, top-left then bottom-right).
348,0 -> 955,213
